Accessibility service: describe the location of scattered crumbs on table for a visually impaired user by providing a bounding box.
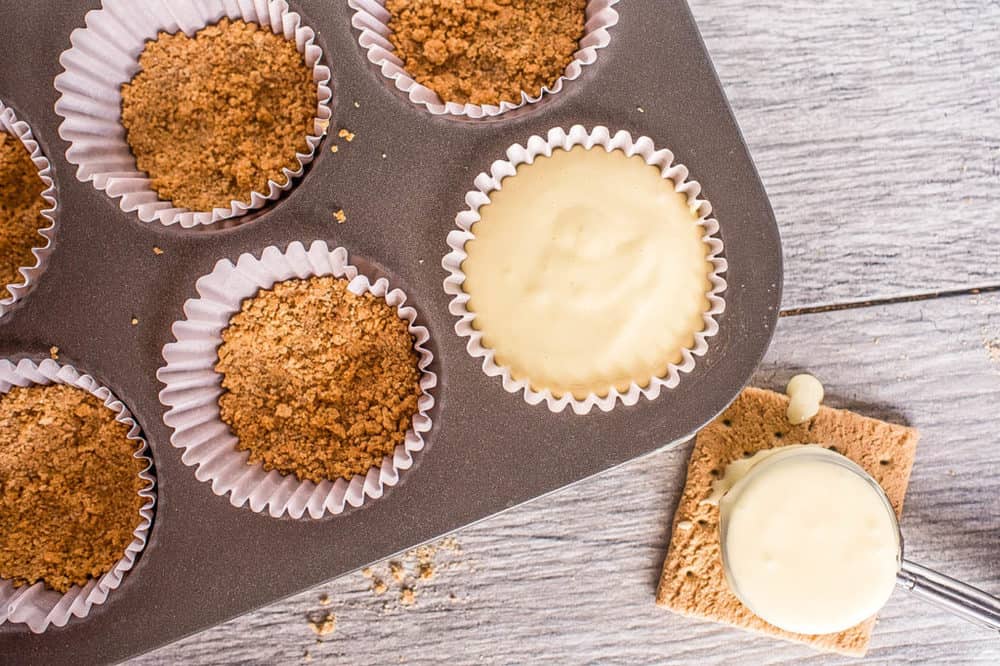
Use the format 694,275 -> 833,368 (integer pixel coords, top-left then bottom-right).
130,317 -> 139,326
333,209 -> 346,224
983,337 -> 1000,365
330,145 -> 339,153
152,246 -> 163,255
49,346 -> 58,360
306,610 -> 335,636
337,128 -> 355,142
352,536 -> 466,614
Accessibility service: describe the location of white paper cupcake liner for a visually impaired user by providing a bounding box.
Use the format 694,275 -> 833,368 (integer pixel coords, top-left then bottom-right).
0,101 -> 57,318
349,0 -> 619,118
443,125 -> 728,415
53,0 -> 333,229
157,240 -> 436,519
0,359 -> 156,634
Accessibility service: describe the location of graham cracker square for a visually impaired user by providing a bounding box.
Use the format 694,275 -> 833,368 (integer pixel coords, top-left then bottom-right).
655,386 -> 919,656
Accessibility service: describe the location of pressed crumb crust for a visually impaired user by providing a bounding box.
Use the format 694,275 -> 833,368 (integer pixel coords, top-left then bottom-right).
386,0 -> 586,106
121,18 -> 318,212
0,132 -> 46,299
0,385 -> 145,593
216,276 -> 422,484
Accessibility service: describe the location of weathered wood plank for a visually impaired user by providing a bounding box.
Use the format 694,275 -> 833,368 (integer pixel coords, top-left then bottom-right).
135,289 -> 1000,665
696,0 -> 1000,309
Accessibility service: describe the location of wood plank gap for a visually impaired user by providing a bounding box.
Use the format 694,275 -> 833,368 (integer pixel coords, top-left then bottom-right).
779,285 -> 1000,318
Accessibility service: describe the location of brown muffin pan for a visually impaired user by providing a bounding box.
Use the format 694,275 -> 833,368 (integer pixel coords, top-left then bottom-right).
0,0 -> 781,662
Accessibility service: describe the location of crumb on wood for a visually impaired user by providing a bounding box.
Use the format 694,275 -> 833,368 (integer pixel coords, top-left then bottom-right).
330,144 -> 339,153
130,317 -> 139,326
984,337 -> 1000,364
337,128 -> 355,142
307,611 -> 335,636
49,346 -> 59,360
389,560 -> 405,582
381,153 -> 387,159
637,106 -> 645,113
353,101 -> 360,108
333,209 -> 346,224
418,562 -> 434,580
152,246 -> 163,255
373,578 -> 388,595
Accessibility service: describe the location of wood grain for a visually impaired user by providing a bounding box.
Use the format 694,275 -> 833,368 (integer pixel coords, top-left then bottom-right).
695,0 -> 1000,309
131,1 -> 1000,663
134,290 -> 1000,665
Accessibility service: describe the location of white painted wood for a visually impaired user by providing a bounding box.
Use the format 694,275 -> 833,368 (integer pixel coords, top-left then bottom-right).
134,291 -> 1000,665
696,0 -> 1000,309
132,1 -> 1000,662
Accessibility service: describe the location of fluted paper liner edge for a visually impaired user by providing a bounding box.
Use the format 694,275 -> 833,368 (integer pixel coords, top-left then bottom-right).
53,0 -> 332,228
442,125 -> 728,414
157,240 -> 437,519
0,359 -> 156,633
0,102 -> 57,317
348,0 -> 619,119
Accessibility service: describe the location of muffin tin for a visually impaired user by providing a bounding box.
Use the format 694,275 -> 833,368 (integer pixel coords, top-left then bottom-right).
0,0 -> 782,662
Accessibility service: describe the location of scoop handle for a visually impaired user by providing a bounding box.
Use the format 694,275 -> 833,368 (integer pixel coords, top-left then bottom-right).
897,559 -> 1000,633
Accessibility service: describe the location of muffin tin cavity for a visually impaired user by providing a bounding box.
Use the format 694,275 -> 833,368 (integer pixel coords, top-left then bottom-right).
349,0 -> 620,118
53,0 -> 332,229
0,101 -> 57,318
0,359 -> 155,634
157,241 -> 436,519
443,125 -> 727,414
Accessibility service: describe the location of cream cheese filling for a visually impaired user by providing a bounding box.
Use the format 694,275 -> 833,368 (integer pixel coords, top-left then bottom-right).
461,146 -> 713,399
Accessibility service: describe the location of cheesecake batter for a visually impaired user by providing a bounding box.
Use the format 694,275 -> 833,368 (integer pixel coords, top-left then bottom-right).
719,446 -> 900,635
461,146 -> 714,399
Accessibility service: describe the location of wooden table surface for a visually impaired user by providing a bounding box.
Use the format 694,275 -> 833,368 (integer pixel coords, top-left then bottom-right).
136,1 -> 1000,663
